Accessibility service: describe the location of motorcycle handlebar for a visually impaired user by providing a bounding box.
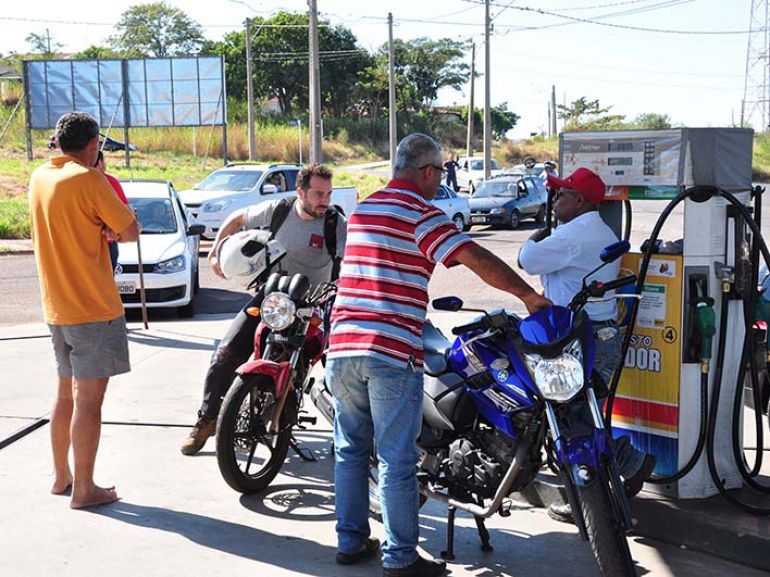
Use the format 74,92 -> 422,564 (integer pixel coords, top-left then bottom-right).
594,274 -> 637,295
452,317 -> 489,335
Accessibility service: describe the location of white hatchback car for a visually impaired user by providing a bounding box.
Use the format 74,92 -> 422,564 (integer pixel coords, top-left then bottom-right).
432,184 -> 471,231
456,156 -> 503,194
115,180 -> 205,317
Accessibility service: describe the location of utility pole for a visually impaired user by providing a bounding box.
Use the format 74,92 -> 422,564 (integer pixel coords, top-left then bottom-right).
245,18 -> 257,161
483,0 -> 491,180
550,84 -> 557,136
466,41 -> 475,159
388,13 -> 397,171
308,0 -> 323,163
46,28 -> 51,54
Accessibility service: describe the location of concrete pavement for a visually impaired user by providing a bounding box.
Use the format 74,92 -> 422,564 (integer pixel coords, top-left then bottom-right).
1,313 -> 770,577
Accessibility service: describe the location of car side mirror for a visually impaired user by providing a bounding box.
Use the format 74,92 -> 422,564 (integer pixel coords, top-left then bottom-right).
187,223 -> 206,237
432,296 -> 464,311
262,184 -> 278,194
600,240 -> 630,263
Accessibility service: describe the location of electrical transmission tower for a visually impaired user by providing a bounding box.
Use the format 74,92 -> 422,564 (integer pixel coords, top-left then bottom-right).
742,0 -> 770,130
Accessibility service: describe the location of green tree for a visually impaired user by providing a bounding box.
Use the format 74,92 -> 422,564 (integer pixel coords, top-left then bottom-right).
206,12 -> 366,116
490,102 -> 520,138
72,45 -> 121,60
25,31 -> 63,55
629,112 -> 672,129
387,38 -> 469,116
109,2 -> 204,57
557,96 -> 624,130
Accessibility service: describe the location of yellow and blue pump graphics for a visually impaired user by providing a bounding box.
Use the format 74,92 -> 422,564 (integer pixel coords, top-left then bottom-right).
613,253 -> 684,476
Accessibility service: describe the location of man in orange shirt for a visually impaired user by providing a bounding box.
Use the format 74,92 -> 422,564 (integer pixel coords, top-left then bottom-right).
29,112 -> 138,509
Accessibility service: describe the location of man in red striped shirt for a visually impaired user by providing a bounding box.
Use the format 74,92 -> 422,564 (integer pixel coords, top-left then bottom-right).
326,133 -> 550,576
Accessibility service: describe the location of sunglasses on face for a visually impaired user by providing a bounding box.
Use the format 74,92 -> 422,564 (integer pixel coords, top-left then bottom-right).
419,163 -> 446,173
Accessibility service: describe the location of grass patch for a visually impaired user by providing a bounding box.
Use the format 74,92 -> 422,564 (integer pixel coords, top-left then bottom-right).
0,196 -> 30,239
333,169 -> 388,201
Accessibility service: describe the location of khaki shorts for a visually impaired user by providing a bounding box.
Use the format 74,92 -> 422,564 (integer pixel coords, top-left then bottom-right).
49,316 -> 130,380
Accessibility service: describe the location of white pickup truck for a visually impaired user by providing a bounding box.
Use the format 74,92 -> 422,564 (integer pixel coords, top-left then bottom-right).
178,163 -> 358,239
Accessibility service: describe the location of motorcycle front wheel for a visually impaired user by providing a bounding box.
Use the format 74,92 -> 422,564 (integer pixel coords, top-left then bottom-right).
216,375 -> 297,494
576,472 -> 637,577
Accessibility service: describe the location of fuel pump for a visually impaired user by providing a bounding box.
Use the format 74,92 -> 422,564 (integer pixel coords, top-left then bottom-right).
557,128 -> 770,510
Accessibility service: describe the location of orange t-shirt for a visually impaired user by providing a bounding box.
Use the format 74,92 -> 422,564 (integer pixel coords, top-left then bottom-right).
29,155 -> 136,325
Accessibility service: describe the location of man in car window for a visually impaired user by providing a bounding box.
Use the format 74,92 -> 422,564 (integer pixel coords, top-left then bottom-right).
180,163 -> 347,455
518,167 -> 656,523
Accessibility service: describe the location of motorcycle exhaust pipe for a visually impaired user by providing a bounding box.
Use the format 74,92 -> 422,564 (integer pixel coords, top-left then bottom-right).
309,380 -> 335,425
421,440 -> 531,518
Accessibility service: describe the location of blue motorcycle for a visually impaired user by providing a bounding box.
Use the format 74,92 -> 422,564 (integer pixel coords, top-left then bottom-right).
380,240 -> 638,577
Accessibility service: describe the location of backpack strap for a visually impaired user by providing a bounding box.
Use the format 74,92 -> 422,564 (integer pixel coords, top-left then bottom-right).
268,197 -> 296,240
324,205 -> 342,281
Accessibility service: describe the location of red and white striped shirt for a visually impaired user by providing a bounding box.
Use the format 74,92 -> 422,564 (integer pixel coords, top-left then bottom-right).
328,179 -> 473,369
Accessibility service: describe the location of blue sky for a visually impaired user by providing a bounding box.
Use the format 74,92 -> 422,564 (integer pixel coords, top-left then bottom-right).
0,0 -> 755,139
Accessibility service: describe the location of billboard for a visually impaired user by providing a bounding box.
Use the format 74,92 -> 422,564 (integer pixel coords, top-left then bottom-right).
24,56 -> 226,130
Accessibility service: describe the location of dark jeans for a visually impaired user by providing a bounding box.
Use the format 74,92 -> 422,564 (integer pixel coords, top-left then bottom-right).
445,172 -> 458,191
199,289 -> 265,418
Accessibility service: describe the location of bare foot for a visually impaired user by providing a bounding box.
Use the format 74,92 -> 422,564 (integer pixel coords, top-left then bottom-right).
51,476 -> 73,495
70,485 -> 119,509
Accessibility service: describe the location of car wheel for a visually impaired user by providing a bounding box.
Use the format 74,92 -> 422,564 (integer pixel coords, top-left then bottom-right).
193,263 -> 200,294
451,214 -> 465,231
468,181 -> 475,195
535,204 -> 546,224
509,210 -> 520,229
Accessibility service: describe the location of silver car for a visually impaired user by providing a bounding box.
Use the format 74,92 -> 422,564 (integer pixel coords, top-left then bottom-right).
432,184 -> 471,231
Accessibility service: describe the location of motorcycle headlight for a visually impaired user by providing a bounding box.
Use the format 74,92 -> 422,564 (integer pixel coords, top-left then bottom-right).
153,255 -> 186,274
261,292 -> 296,331
524,339 -> 584,402
203,199 -> 231,213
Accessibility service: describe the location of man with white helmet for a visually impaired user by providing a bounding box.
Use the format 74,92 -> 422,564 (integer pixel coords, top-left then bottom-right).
181,163 -> 347,455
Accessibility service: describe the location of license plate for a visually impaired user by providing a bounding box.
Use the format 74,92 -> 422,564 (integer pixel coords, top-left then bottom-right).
117,281 -> 136,295
471,215 -> 486,223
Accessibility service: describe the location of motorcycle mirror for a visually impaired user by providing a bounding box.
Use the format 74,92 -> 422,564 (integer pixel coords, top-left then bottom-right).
432,296 -> 464,312
600,240 -> 630,264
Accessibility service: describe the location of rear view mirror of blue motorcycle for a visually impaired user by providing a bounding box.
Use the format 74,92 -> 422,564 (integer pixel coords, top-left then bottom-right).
600,240 -> 631,263
432,296 -> 464,311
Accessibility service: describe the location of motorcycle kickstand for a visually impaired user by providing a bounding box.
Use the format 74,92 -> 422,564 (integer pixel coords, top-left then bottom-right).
474,515 -> 493,552
441,505 -> 457,561
289,435 -> 316,462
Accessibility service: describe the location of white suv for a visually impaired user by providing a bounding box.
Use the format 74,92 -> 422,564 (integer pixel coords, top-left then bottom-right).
178,164 -> 302,239
456,156 -> 502,194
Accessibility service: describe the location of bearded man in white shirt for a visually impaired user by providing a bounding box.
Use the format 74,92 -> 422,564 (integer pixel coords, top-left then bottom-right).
519,167 -> 656,523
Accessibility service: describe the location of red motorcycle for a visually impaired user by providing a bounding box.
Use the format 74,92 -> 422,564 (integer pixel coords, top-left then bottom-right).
216,272 -> 336,493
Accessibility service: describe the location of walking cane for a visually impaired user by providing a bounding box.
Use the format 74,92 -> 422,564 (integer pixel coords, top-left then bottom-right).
134,210 -> 149,329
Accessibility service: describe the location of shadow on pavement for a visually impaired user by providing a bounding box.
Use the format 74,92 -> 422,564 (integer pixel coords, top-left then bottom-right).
94,501 -> 341,572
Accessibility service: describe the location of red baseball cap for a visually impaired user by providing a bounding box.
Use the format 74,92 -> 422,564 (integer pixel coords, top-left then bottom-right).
547,167 -> 606,205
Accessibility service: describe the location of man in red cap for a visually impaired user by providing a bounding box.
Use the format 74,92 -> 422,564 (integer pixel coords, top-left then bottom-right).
519,167 -> 655,523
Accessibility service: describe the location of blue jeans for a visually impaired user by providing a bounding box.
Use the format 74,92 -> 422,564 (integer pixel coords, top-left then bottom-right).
327,356 -> 424,569
593,323 -> 645,478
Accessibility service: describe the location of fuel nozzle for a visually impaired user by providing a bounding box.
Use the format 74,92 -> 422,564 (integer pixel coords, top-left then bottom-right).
696,298 -> 716,372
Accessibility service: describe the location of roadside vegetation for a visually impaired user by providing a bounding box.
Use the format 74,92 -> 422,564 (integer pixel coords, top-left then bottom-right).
2,4 -> 769,239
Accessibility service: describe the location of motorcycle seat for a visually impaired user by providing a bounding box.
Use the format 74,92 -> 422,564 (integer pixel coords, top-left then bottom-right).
423,321 -> 450,376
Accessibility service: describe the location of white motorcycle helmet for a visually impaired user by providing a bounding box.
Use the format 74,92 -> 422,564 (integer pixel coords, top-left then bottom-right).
217,229 -> 287,287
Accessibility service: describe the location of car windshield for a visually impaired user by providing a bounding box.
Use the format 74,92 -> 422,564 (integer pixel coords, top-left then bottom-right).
129,198 -> 178,234
469,159 -> 499,171
195,170 -> 263,192
474,179 -> 520,198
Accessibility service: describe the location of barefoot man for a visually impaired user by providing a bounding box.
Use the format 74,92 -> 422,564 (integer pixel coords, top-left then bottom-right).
29,112 -> 138,508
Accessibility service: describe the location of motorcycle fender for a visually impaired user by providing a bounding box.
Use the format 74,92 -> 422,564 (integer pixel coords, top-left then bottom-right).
236,360 -> 292,397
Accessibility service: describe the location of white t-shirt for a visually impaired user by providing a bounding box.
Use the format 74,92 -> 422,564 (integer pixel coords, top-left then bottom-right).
518,211 -> 620,321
